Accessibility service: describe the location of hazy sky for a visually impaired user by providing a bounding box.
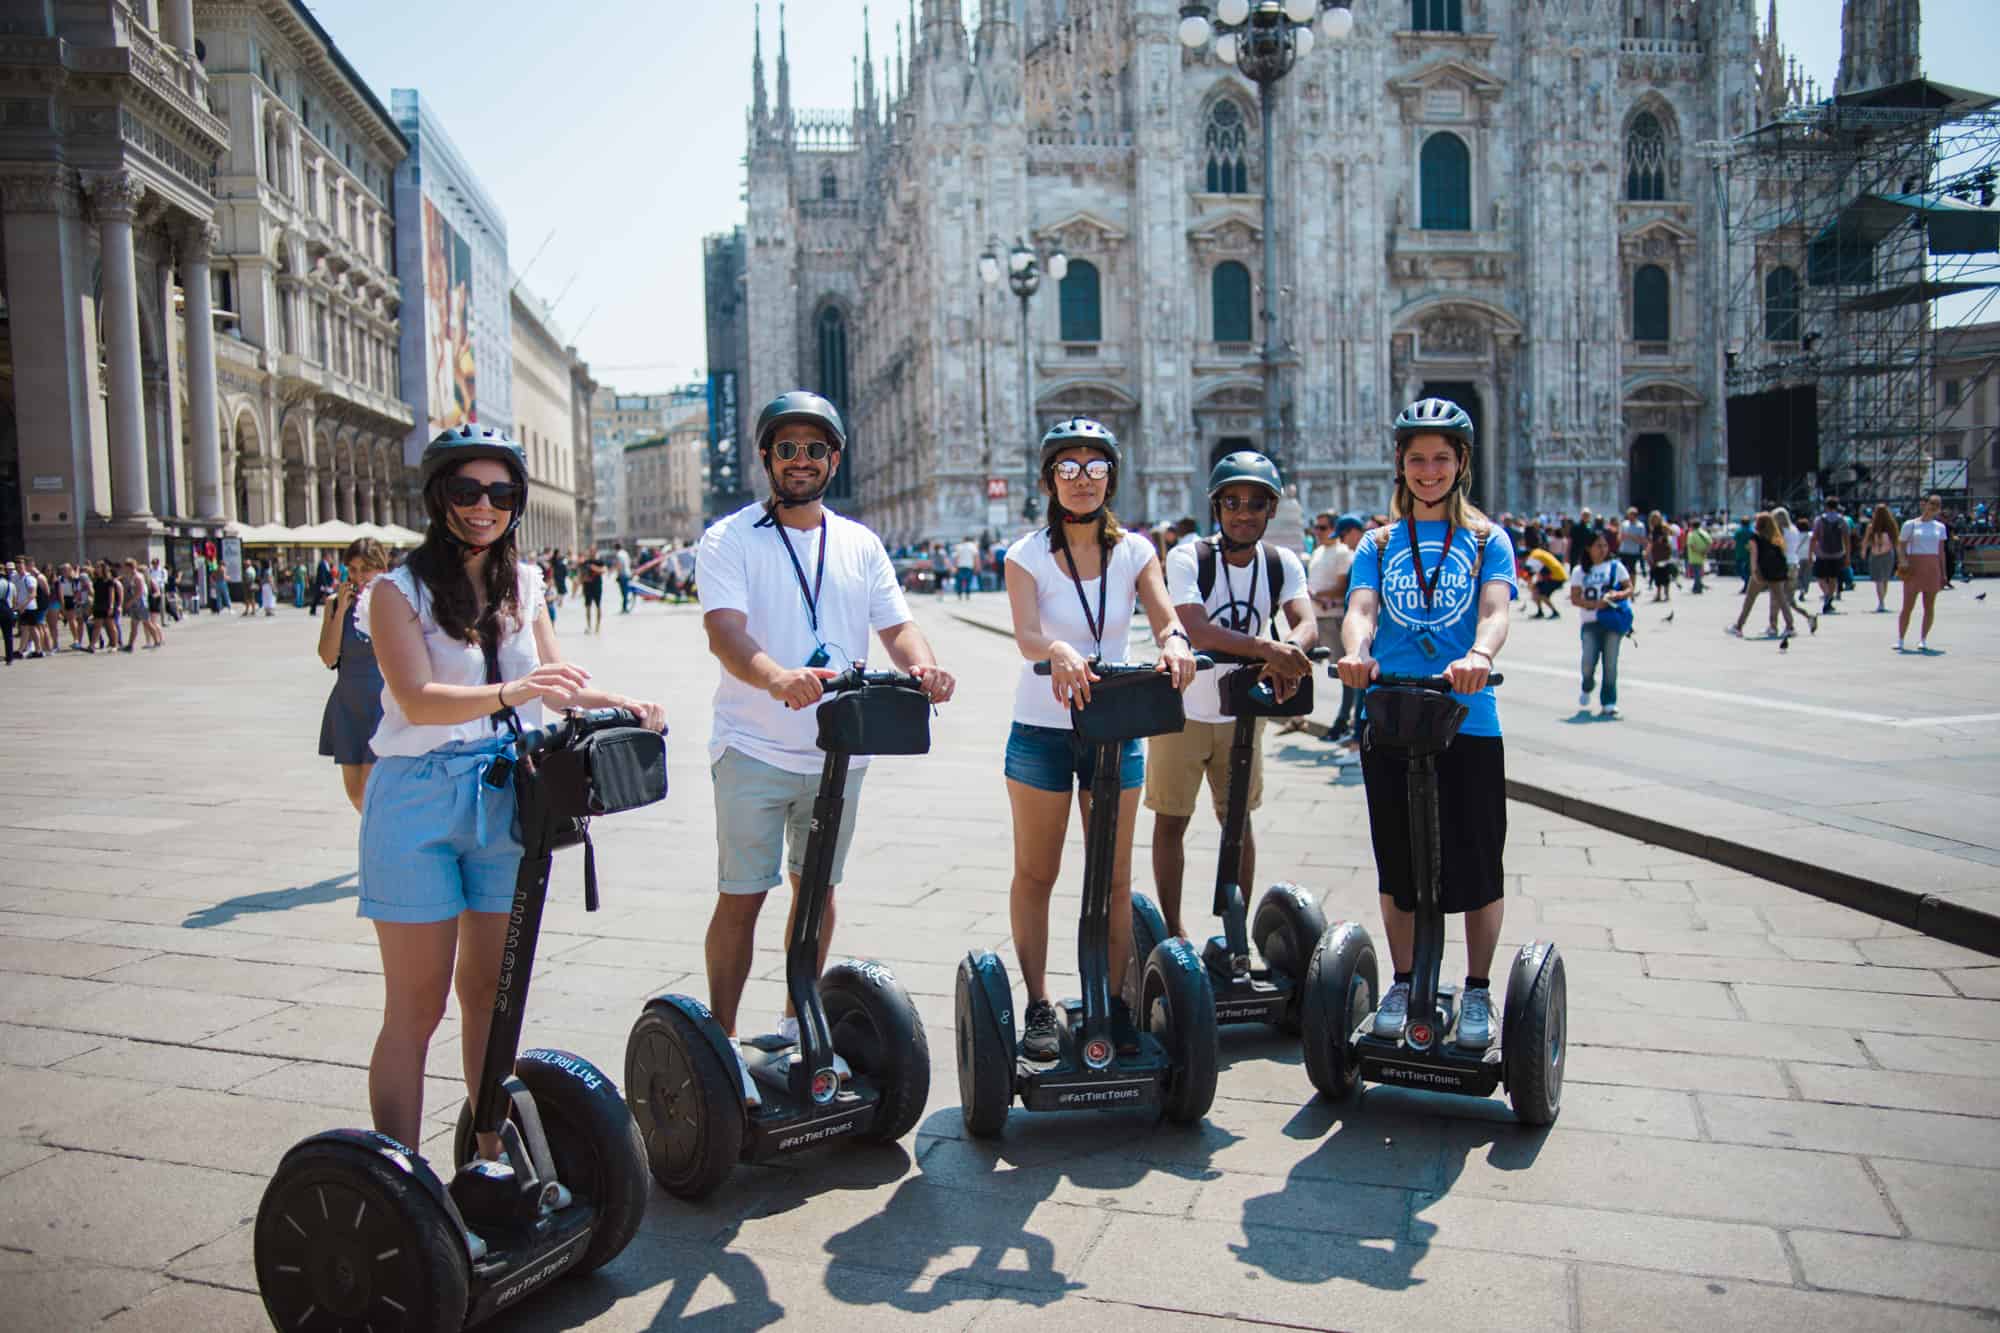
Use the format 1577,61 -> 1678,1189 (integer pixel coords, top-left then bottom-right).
314,0 -> 1996,394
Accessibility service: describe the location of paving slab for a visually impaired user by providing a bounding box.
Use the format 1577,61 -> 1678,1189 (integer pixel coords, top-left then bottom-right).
1791,1230 -> 2000,1310
1787,1061 -> 2000,1117
1573,1264 -> 2000,1333
1869,1158 -> 2000,1247
0,1253 -> 166,1330
1698,1091 -> 2000,1167
100,1280 -> 271,1333
0,1152 -> 261,1266
1408,1192 -> 1792,1281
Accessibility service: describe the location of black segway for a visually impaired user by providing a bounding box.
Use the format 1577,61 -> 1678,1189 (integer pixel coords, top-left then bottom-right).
626,666 -> 931,1200
957,657 -> 1218,1137
1299,673 -> 1566,1125
1128,649 -> 1332,1033
255,708 -> 663,1331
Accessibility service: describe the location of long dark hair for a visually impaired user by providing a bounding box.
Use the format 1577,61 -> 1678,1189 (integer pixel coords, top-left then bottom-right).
405,466 -> 522,651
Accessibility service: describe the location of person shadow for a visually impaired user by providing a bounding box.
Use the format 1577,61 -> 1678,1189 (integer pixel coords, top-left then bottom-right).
180,870 -> 357,929
821,1104 -> 1234,1314
1230,1085 -> 1552,1291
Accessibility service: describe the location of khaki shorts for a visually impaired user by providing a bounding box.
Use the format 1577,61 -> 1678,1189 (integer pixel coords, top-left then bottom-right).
1144,718 -> 1263,819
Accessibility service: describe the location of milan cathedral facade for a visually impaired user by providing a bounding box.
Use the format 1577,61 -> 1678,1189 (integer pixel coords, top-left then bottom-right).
740,0 -> 1858,540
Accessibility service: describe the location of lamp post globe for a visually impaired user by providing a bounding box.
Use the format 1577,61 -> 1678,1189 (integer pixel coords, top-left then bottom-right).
1217,0 -> 1251,25
1319,5 -> 1353,39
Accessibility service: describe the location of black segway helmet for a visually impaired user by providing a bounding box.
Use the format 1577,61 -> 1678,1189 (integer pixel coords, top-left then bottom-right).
755,390 -> 847,455
419,425 -> 528,541
1207,450 -> 1282,501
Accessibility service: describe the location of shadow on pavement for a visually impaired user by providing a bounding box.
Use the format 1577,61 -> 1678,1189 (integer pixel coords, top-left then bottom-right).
820,1105 -> 1233,1314
1231,1086 -> 1550,1291
180,870 -> 358,929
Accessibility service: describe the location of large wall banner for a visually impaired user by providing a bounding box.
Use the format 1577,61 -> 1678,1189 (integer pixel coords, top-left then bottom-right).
423,196 -> 477,433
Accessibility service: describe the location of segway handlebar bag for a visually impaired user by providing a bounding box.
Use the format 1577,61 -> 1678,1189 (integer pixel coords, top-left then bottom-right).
536,726 -> 669,819
816,683 -> 933,756
1070,667 -> 1186,743
1219,663 -> 1316,719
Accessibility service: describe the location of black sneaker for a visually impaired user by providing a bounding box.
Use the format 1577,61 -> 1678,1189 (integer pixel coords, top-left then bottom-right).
1021,999 -> 1060,1061
1110,997 -> 1142,1056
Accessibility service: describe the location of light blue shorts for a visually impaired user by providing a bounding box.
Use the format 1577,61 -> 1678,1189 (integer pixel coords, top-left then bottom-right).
712,747 -> 866,895
359,735 -> 522,923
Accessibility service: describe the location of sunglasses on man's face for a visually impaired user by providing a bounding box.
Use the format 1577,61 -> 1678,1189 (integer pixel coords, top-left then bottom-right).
1052,458 -> 1112,482
770,439 -> 837,462
442,477 -> 523,511
1219,494 -> 1273,514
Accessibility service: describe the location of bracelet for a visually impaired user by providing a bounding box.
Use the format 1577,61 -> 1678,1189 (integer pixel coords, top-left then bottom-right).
1468,648 -> 1495,664
1164,628 -> 1190,647
497,680 -> 512,708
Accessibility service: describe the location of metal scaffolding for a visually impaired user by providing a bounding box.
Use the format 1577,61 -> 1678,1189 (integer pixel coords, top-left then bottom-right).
1714,79 -> 2000,509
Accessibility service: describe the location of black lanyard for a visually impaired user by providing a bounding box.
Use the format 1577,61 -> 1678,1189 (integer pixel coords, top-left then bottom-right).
1405,516 -> 1457,610
1215,541 -> 1261,634
1059,537 -> 1110,657
768,511 -> 827,636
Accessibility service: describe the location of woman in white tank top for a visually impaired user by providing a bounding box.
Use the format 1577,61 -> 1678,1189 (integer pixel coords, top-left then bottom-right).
1896,494 -> 1948,652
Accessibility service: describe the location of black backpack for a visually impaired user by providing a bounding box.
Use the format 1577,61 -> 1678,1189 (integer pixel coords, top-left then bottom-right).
1195,539 -> 1285,637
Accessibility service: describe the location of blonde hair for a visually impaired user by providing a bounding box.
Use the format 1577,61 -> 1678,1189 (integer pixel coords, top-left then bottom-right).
1754,510 -> 1781,544
1866,504 -> 1897,544
342,537 -> 390,572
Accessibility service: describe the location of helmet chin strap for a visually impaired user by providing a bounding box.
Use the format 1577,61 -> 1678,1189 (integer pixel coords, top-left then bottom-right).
764,452 -> 831,509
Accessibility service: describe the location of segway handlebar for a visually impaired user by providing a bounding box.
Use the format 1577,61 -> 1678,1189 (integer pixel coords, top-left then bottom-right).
819,665 -> 926,695
1033,654 -> 1215,677
513,706 -> 644,757
1373,672 -> 1505,691
1202,645 -> 1332,668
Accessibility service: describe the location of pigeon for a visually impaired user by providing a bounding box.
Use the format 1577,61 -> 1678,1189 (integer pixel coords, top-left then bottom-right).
1664,611 -> 1675,624
1779,636 -> 1790,652
1978,592 -> 1988,601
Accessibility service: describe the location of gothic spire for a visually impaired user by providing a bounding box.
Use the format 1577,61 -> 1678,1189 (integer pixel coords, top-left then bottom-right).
862,5 -> 876,114
895,20 -> 905,102
752,2 -> 768,126
776,0 -> 792,124
1837,0 -> 1922,96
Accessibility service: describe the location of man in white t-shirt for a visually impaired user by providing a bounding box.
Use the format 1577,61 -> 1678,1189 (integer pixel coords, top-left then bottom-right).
952,535 -> 980,599
1146,451 -> 1316,939
698,390 -> 956,1105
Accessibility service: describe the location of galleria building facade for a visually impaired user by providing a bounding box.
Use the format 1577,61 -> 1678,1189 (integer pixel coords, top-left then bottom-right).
739,0 -> 1891,541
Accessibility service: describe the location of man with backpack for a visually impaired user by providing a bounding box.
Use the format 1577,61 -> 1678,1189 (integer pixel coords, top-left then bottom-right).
1144,452 -> 1317,939
1812,498 -> 1851,615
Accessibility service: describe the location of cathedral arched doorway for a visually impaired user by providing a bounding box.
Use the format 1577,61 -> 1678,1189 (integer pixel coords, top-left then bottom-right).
1211,436 -> 1255,470
1629,434 -> 1675,515
1418,381 -> 1485,508
0,400 -> 20,558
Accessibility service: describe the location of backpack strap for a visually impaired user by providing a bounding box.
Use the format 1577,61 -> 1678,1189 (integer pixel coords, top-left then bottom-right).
1195,538 -> 1217,603
1263,546 -> 1284,638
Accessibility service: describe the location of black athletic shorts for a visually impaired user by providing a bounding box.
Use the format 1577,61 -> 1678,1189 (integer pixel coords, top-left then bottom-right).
582,583 -> 602,606
1360,732 -> 1506,915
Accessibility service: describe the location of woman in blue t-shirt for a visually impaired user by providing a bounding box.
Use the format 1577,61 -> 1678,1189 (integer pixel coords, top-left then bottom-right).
1334,398 -> 1516,1050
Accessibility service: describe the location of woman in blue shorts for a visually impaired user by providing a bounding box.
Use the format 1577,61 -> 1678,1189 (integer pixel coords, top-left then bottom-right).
358,426 -> 665,1181
1004,418 -> 1197,1061
1335,398 -> 1516,1052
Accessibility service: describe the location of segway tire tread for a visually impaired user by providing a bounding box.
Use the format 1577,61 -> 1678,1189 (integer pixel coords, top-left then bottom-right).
626,1005 -> 745,1201
1143,938 -> 1219,1125
1507,949 -> 1567,1127
515,1049 -> 649,1274
1301,922 -> 1378,1102
255,1141 -> 468,1333
822,959 -> 931,1143
955,954 -> 1012,1139
1126,892 -> 1168,1013
1252,883 -> 1330,1032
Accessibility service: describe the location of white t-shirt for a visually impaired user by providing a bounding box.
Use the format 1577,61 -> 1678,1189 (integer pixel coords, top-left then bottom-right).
1783,526 -> 1811,567
1165,540 -> 1308,725
697,502 -> 912,774
1901,517 -> 1946,556
1005,529 -> 1159,729
1574,557 -> 1629,626
953,539 -> 979,572
1307,540 -> 1356,604
1619,519 -> 1646,554
361,561 -> 545,759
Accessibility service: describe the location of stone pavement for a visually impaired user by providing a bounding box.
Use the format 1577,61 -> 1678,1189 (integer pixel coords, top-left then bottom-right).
0,593 -> 1996,1330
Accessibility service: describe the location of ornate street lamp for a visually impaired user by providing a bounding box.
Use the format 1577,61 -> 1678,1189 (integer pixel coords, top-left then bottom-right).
983,235 -> 1068,522
1180,1 -> 1354,472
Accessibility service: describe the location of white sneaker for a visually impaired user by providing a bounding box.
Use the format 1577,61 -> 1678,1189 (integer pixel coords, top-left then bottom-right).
777,1015 -> 798,1045
1599,706 -> 1619,719
1457,987 -> 1493,1048
732,1041 -> 763,1108
1919,640 -> 1929,652
1578,690 -> 1591,709
1372,981 -> 1411,1039
1896,639 -> 1905,652
466,1230 -> 489,1262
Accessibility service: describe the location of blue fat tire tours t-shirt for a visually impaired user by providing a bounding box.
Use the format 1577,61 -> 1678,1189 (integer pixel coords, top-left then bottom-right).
1350,519 -> 1518,737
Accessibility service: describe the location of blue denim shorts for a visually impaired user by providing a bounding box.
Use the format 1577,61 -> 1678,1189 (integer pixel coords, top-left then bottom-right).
1004,722 -> 1144,794
358,735 -> 522,923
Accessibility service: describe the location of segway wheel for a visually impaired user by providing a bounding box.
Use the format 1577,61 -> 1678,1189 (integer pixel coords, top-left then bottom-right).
451,1049 -> 647,1275
1506,947 -> 1567,1127
1142,937 -> 1218,1125
1300,922 -> 1378,1102
1251,882 -> 1330,1032
1125,892 -> 1168,1011
955,952 -> 1013,1138
822,958 -> 931,1143
626,1003 -> 744,1200
255,1140 -> 468,1333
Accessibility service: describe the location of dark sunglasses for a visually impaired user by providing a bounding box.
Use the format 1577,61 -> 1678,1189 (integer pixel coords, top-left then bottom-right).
770,439 -> 837,461
442,477 -> 523,511
1052,458 -> 1112,482
1219,494 -> 1273,514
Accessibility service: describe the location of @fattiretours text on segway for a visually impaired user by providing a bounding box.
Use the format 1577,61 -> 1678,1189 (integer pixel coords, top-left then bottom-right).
1299,672 -> 1567,1125
957,656 -> 1220,1137
253,708 -> 665,1331
625,666 -> 932,1200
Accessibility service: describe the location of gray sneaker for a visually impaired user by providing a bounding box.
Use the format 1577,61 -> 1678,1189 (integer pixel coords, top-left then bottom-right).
1022,999 -> 1061,1061
1457,986 -> 1493,1049
1372,981 -> 1411,1038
